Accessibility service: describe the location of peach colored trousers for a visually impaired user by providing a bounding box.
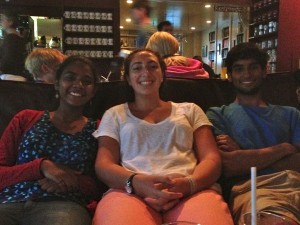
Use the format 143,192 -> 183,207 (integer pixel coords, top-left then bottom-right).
92,189 -> 234,225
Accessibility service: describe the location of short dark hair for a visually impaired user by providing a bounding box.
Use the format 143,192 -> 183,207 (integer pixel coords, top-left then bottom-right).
131,0 -> 152,17
2,10 -> 20,28
56,56 -> 97,83
157,21 -> 172,31
226,42 -> 269,73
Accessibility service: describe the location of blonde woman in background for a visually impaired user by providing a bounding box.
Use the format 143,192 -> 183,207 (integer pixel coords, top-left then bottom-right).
25,48 -> 66,83
146,31 -> 209,79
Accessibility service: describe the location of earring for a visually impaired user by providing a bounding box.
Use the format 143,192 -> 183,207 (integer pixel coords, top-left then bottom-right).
55,92 -> 59,99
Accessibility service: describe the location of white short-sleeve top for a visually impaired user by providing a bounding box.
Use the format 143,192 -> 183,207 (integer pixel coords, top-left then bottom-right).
93,102 -> 212,176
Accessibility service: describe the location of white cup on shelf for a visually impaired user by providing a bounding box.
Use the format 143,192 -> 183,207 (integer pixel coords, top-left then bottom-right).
65,37 -> 73,44
71,24 -> 77,32
84,51 -> 91,57
89,25 -> 95,32
96,25 -> 102,33
95,12 -> 101,20
64,11 -> 71,18
89,12 -> 95,20
83,25 -> 89,32
107,13 -> 112,20
90,51 -> 96,58
78,37 -> 85,45
76,11 -> 83,19
72,37 -> 79,45
101,26 -> 107,33
84,38 -> 90,45
71,11 -> 77,19
101,12 -> 107,20
102,51 -> 108,58
64,24 -> 71,32
96,38 -> 102,45
77,24 -> 83,32
96,51 -> 103,58
102,38 -> 108,45
90,38 -> 96,45
83,12 -> 89,19
107,26 -> 113,33
108,51 -> 113,58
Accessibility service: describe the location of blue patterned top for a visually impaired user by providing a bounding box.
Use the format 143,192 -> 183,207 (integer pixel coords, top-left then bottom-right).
0,111 -> 98,205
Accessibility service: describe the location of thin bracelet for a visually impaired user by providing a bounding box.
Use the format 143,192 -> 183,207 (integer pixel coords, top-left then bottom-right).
187,176 -> 197,195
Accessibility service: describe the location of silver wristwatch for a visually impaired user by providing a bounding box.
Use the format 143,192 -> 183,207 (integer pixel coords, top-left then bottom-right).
125,173 -> 137,194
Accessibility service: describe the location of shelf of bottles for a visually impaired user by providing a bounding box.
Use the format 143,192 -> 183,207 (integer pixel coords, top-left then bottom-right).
208,31 -> 216,68
249,0 -> 279,73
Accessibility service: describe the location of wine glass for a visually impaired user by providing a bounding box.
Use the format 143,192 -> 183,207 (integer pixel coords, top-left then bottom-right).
162,221 -> 201,225
242,211 -> 298,225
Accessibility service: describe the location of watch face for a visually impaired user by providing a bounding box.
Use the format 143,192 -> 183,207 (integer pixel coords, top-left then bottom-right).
125,184 -> 133,194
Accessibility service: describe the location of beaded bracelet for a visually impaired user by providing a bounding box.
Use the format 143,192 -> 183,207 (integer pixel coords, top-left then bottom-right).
187,175 -> 197,195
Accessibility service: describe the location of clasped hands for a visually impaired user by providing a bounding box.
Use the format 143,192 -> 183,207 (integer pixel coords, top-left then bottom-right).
38,159 -> 81,193
133,174 -> 191,213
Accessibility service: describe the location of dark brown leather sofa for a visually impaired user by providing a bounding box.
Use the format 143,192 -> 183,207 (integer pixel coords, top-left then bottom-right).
0,72 -> 298,201
0,73 -> 298,136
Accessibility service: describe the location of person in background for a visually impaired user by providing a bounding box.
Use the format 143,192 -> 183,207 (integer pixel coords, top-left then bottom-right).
25,48 -> 66,83
92,49 -> 233,225
146,31 -> 209,79
193,55 -> 217,78
0,10 -> 26,79
0,56 -> 101,225
131,0 -> 156,48
157,20 -> 173,34
206,43 -> 300,225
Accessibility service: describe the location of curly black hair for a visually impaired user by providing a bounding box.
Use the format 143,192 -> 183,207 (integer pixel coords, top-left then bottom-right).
226,42 -> 269,73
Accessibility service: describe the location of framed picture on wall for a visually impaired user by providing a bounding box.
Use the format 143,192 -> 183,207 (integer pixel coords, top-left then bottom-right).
202,45 -> 207,57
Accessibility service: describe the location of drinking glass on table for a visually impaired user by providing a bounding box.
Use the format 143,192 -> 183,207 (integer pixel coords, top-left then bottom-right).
162,221 -> 201,225
243,211 -> 298,225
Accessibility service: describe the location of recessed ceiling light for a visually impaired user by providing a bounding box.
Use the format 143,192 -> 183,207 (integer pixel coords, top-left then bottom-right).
120,26 -> 124,29
190,27 -> 196,30
206,20 -> 212,23
127,0 -> 133,4
125,18 -> 131,22
205,4 -> 211,8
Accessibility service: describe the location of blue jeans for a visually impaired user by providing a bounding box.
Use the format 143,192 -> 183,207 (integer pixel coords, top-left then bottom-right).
0,200 -> 92,225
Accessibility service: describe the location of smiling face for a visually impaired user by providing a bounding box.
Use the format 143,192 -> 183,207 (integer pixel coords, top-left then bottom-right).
56,61 -> 96,108
127,51 -> 164,97
229,58 -> 266,95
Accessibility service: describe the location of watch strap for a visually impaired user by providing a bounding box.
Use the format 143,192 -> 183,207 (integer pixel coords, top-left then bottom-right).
126,173 -> 137,194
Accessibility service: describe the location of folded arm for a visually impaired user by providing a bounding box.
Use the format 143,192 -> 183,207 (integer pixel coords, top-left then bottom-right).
216,135 -> 297,177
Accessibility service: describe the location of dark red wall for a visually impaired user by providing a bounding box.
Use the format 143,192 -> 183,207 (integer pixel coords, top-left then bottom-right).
277,0 -> 300,72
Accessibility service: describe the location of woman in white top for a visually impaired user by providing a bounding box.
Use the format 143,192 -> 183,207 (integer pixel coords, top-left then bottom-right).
93,49 -> 233,225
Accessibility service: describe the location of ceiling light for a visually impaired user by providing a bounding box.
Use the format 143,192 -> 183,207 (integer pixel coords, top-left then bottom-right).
190,27 -> 196,30
120,26 -> 124,29
205,5 -> 211,8
126,0 -> 133,3
125,18 -> 131,22
206,20 -> 212,23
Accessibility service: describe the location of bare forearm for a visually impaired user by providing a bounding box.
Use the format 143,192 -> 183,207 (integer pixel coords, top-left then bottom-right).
222,143 -> 296,177
96,163 -> 132,190
270,153 -> 300,173
192,155 -> 221,191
